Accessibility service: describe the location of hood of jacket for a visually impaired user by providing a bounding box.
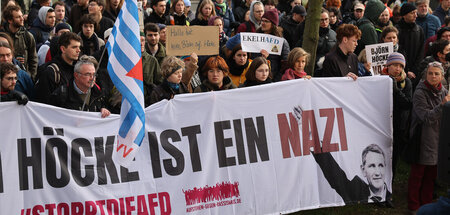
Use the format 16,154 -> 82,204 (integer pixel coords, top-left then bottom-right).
31,17 -> 54,32
363,0 -> 386,24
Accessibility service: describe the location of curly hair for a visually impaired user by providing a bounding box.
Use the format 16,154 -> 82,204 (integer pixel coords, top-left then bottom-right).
0,62 -> 18,79
2,5 -> 21,22
161,56 -> 185,78
336,24 -> 361,43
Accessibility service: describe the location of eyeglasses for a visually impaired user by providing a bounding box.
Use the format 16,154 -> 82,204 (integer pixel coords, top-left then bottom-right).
77,72 -> 97,78
261,19 -> 271,23
5,76 -> 18,81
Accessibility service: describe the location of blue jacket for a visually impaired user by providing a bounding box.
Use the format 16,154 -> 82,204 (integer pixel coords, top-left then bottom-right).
29,18 -> 54,51
15,67 -> 35,99
432,5 -> 450,25
416,14 -> 441,41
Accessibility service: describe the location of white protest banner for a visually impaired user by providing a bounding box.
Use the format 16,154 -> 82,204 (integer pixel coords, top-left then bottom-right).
366,42 -> 394,75
0,77 -> 392,214
240,32 -> 285,55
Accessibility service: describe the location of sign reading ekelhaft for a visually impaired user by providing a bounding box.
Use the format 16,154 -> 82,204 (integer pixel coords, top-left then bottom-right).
240,32 -> 285,55
0,77 -> 393,214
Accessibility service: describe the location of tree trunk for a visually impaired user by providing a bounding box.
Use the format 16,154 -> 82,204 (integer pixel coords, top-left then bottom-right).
302,0 -> 324,76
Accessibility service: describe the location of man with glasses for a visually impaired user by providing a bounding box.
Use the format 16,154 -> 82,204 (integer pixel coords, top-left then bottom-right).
34,32 -> 81,104
0,62 -> 28,105
0,40 -> 34,99
50,59 -> 110,117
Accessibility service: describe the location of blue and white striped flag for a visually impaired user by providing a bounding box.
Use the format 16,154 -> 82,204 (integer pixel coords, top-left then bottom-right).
106,0 -> 145,166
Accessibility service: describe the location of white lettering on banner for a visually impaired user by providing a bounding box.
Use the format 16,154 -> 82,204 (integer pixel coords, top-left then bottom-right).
0,77 -> 393,214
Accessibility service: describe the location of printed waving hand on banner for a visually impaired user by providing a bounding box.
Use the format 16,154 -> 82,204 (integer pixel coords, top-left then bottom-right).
106,0 -> 145,166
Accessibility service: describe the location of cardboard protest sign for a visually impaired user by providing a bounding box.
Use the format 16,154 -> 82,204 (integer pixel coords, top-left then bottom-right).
240,33 -> 285,55
166,26 -> 219,56
366,42 -> 394,75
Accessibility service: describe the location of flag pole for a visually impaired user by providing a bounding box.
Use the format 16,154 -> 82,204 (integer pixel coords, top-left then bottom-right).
81,46 -> 108,111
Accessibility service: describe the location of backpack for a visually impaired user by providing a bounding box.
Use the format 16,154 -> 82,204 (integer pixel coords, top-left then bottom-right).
35,62 -> 61,86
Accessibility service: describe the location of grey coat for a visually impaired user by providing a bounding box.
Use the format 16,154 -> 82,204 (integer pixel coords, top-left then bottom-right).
410,80 -> 448,165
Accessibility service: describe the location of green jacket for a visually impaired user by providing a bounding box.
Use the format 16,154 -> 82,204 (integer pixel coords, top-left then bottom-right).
142,51 -> 162,99
1,24 -> 38,79
145,42 -> 166,66
355,0 -> 386,55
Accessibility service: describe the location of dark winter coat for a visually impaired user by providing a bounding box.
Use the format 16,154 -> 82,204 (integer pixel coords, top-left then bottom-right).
149,79 -> 189,105
396,20 -> 425,74
144,11 -> 166,24
239,78 -> 272,87
355,0 -> 386,55
432,5 -> 450,25
194,76 -> 236,92
68,4 -> 89,33
34,55 -> 75,104
50,80 -> 107,112
0,24 -> 38,79
29,18 -> 54,51
410,80 -> 448,165
190,18 -> 209,26
416,14 -> 441,41
321,46 -> 359,77
280,15 -> 301,49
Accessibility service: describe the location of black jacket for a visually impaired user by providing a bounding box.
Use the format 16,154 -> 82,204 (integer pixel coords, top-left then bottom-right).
148,80 -> 189,106
313,152 -> 392,204
240,78 -> 272,87
50,80 -> 107,112
321,46 -> 359,77
34,55 -> 75,104
396,20 -> 425,74
145,11 -> 166,24
194,76 -> 236,92
280,16 -> 301,49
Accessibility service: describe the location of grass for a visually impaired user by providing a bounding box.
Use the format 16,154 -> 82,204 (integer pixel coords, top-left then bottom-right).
289,160 -> 449,215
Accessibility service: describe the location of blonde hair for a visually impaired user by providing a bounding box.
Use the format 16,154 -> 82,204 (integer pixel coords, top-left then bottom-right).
197,0 -> 216,20
287,48 -> 310,69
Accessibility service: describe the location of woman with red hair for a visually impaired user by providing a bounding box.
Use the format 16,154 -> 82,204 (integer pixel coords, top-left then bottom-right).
194,55 -> 236,92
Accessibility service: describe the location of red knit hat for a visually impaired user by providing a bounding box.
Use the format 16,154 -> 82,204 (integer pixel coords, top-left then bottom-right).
262,9 -> 279,26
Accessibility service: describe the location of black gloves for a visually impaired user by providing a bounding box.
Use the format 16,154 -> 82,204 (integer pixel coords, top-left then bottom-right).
1,90 -> 28,105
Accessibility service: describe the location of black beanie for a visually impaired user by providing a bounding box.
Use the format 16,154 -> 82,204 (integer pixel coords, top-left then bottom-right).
400,3 -> 416,16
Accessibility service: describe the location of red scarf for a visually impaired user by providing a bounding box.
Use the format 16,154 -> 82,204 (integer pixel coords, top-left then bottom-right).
424,80 -> 442,93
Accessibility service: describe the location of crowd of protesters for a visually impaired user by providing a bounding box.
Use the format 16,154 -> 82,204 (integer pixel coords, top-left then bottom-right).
1,0 -> 450,214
